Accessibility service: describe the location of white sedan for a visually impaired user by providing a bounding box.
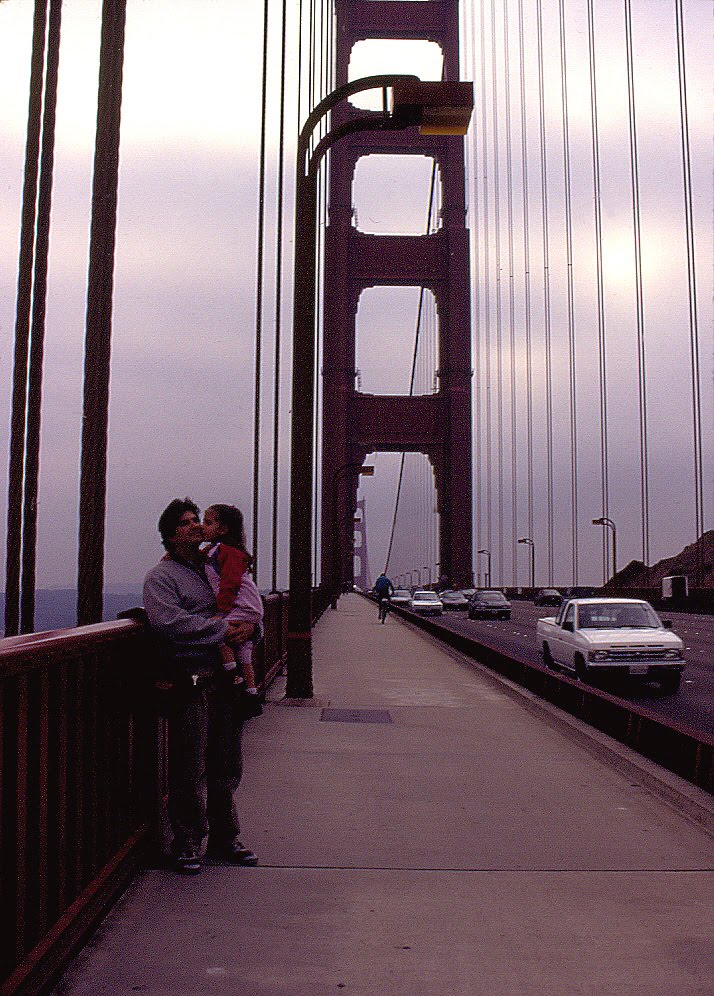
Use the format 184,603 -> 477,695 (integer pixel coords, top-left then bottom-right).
409,590 -> 444,616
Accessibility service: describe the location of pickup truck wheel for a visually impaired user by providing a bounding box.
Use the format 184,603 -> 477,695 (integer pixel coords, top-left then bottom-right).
657,673 -> 681,695
543,643 -> 556,670
574,654 -> 588,682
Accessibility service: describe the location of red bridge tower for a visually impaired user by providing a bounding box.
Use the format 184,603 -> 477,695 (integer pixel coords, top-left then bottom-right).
322,0 -> 473,591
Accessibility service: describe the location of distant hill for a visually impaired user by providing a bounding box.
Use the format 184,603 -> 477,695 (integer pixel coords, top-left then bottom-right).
608,531 -> 714,591
0,585 -> 143,634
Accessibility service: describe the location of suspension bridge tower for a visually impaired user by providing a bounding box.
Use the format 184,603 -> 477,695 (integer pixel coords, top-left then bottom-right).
321,0 -> 474,593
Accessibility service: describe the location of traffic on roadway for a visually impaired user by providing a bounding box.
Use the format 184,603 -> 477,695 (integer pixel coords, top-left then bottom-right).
387,591 -> 714,737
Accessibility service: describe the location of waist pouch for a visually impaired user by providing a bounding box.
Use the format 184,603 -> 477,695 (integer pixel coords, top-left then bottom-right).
118,609 -> 223,713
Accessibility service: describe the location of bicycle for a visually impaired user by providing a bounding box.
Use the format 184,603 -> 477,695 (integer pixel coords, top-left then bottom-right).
378,598 -> 389,623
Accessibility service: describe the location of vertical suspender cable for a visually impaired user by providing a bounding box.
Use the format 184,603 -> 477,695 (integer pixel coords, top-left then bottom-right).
587,0 -> 610,583
479,0 -> 493,569
490,0 -> 504,586
321,0 -> 335,584
77,0 -> 127,625
384,167 -> 439,576
558,0 -> 578,585
297,0 -> 305,127
308,0 -> 315,115
311,0 -> 319,578
503,0 -> 518,586
271,0 -> 289,592
5,0 -> 49,637
312,0 -> 327,581
624,0 -> 649,569
517,0 -> 535,569
320,0 -> 325,103
312,0 -> 332,582
468,3 -> 483,582
535,0 -> 555,584
675,0 -> 704,577
21,0 -> 63,634
252,0 -> 271,585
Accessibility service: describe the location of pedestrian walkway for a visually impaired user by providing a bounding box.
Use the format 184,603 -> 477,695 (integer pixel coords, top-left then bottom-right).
55,594 -> 714,995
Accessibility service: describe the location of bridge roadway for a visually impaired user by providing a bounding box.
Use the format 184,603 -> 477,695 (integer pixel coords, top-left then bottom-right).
431,601 -> 714,737
56,594 -> 714,994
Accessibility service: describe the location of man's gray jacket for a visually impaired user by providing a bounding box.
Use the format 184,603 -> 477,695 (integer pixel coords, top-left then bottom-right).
143,556 -> 227,659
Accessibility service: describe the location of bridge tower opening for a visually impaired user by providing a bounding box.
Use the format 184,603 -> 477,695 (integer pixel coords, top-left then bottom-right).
321,0 -> 473,594
353,497 -> 372,591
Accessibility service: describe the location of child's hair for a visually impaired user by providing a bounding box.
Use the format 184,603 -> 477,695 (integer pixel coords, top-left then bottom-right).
207,504 -> 253,564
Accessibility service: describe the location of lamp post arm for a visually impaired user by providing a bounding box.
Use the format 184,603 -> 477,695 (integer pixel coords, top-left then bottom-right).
308,113 -> 412,181
297,74 -> 421,175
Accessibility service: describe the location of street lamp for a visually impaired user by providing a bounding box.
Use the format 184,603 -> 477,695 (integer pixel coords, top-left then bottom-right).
331,462 -> 374,601
478,549 -> 491,588
286,76 -> 474,699
517,537 -> 535,589
592,517 -> 617,582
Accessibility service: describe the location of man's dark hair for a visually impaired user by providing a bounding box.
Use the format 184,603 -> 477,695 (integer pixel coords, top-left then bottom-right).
158,497 -> 199,550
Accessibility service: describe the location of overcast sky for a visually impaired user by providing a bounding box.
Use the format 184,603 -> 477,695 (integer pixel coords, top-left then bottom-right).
0,0 -> 711,598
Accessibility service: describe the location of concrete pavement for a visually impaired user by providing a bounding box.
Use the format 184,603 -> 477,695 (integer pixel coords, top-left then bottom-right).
55,594 -> 714,995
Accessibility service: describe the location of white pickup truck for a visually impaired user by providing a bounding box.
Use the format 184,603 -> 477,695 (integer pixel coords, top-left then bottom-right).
536,597 -> 685,692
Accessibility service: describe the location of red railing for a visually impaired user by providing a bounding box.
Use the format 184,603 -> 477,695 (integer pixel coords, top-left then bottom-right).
0,620 -> 160,994
0,592 -> 290,995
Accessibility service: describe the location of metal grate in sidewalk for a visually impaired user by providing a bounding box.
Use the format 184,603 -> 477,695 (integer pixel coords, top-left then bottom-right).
320,708 -> 392,724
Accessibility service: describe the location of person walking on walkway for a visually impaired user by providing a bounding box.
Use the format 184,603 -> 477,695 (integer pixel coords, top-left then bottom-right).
143,497 -> 259,875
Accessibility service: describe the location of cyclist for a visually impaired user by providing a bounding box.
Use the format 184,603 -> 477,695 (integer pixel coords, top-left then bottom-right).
373,573 -> 394,623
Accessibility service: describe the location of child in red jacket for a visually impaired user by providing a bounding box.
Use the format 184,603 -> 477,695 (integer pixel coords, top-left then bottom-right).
202,504 -> 263,706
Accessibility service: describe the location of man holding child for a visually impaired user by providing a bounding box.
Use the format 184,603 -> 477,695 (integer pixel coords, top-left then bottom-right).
143,497 -> 258,875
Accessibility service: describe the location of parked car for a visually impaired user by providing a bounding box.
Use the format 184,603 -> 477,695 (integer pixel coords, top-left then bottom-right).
389,588 -> 412,608
409,590 -> 444,616
533,587 -> 562,606
439,590 -> 469,611
459,588 -> 477,600
536,597 -> 685,692
468,590 -> 512,620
